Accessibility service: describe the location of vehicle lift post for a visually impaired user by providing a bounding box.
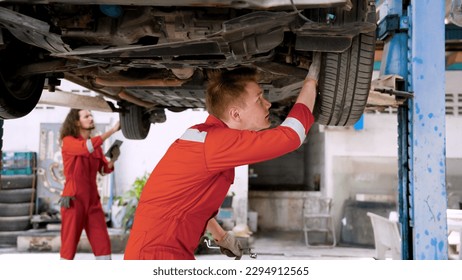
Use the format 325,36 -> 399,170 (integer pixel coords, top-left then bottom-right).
378,0 -> 448,259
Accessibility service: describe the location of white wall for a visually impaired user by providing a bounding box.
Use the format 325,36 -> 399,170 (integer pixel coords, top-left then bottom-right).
445,71 -> 462,159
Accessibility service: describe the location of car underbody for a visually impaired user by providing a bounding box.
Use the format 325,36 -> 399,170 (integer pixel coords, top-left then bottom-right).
0,0 -> 377,139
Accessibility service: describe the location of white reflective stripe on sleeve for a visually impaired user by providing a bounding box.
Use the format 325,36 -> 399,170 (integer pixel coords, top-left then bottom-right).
86,139 -> 94,153
280,117 -> 306,146
180,129 -> 207,143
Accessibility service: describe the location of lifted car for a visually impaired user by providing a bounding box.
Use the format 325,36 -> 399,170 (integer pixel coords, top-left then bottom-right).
0,0 -> 377,139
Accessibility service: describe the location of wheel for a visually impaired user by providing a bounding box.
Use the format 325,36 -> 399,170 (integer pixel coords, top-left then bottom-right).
0,203 -> 34,216
314,0 -> 376,126
0,32 -> 45,119
0,231 -> 28,245
0,174 -> 35,189
315,32 -> 375,125
119,104 -> 151,140
0,216 -> 31,231
0,188 -> 35,203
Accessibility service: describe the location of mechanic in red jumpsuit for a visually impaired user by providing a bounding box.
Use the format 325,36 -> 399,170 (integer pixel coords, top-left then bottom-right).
59,109 -> 121,260
124,53 -> 322,260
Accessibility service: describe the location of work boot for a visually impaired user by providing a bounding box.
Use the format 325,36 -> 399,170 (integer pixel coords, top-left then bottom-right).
306,52 -> 322,82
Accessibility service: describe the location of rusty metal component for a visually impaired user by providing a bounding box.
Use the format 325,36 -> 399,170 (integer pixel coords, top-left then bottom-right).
39,89 -> 114,112
95,76 -> 186,87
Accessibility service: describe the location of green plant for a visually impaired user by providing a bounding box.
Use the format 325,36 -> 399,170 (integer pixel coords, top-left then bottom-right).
119,172 -> 150,232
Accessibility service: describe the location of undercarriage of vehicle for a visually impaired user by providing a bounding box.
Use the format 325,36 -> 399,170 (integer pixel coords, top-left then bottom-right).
0,1 -> 377,139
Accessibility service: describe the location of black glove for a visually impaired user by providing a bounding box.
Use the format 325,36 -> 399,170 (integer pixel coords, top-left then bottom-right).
215,232 -> 243,259
110,146 -> 120,161
105,140 -> 122,161
59,196 -> 75,208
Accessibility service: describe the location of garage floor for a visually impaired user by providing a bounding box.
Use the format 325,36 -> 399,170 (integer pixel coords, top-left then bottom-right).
0,230 -> 379,260
198,231 -> 377,260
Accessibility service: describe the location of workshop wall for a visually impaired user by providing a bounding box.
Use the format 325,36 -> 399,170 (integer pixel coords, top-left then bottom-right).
248,72 -> 462,239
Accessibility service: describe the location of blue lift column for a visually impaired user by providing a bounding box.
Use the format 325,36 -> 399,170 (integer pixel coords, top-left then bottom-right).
407,1 -> 447,260
378,0 -> 447,259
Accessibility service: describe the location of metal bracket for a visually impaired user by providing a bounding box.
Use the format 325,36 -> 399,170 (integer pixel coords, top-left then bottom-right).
377,14 -> 400,40
376,0 -> 410,41
367,74 -> 412,110
38,89 -> 114,112
373,87 -> 414,99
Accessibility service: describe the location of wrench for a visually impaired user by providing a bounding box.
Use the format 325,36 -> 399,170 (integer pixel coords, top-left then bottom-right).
203,239 -> 257,259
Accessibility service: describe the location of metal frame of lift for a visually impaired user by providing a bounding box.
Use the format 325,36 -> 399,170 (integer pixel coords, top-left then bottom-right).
377,0 -> 448,259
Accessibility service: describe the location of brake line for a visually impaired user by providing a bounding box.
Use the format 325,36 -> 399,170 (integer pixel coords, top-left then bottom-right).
289,0 -> 313,22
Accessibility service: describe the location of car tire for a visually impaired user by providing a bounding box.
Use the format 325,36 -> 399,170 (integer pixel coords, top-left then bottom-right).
0,203 -> 34,217
0,34 -> 45,119
0,188 -> 35,203
314,0 -> 376,126
0,216 -> 31,231
315,32 -> 375,126
1,174 -> 36,189
0,230 -> 27,245
120,104 -> 151,140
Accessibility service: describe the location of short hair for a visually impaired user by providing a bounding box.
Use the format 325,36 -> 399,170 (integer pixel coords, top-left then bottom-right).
206,67 -> 258,120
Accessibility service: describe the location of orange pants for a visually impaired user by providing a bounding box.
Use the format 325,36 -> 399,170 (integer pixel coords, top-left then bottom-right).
60,196 -> 111,260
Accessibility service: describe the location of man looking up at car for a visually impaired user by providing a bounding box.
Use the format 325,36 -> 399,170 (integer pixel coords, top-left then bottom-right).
124,53 -> 322,260
59,109 -> 121,260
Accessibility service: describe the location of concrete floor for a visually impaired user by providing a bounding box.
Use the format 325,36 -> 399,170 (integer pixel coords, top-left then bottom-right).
197,231 -> 377,260
0,230 -> 378,260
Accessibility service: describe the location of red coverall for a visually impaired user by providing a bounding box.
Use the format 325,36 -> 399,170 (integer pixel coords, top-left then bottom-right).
124,103 -> 314,260
60,135 -> 113,260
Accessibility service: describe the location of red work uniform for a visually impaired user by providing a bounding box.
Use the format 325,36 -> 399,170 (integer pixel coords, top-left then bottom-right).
124,103 -> 314,260
60,135 -> 113,260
